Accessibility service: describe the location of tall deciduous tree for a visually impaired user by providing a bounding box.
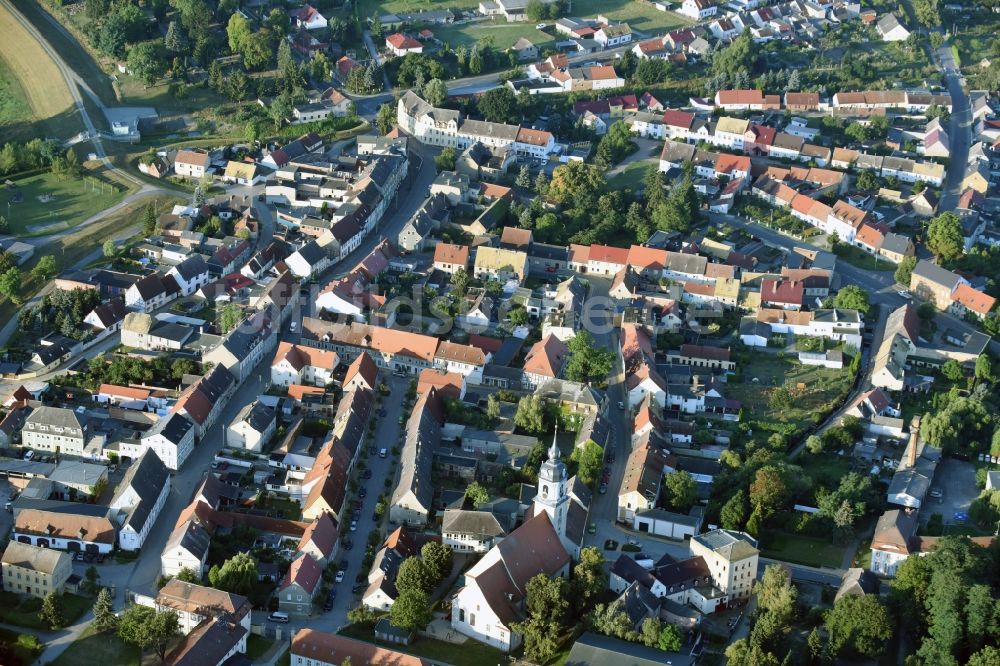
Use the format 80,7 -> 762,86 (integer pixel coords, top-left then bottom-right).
926,212 -> 965,261
390,590 -> 432,631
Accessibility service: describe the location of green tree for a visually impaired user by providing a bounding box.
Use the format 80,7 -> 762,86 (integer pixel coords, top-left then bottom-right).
396,557 -> 434,595
241,32 -> 273,71
310,51 -> 331,82
571,547 -> 606,612
486,393 -> 501,420
464,481 -> 490,508
128,41 -> 168,87
711,31 -> 756,77
32,256 -> 58,281
833,284 -> 871,315
176,567 -> 200,583
825,593 -> 892,658
547,161 -> 604,207
564,330 -> 614,384
663,471 -> 697,512
142,203 -> 157,237
92,587 -> 117,633
570,440 -> 604,487
103,240 -> 117,258
227,13 -> 252,53
856,169 -> 880,191
755,565 -> 797,622
926,212 -> 965,261
515,164 -> 531,189
514,394 -> 548,434
941,359 -> 964,382
424,78 -> 448,107
420,542 -> 453,584
212,552 -> 257,595
39,592 -> 65,629
720,489 -> 748,530
451,267 -> 470,298
974,354 -> 993,384
119,605 -> 179,662
219,303 -> 242,334
513,574 -> 569,662
478,86 -> 517,123
768,387 -> 793,411
969,647 -> 1000,666
390,589 -> 432,632
895,255 -> 917,286
164,20 -> 188,53
434,147 -> 457,171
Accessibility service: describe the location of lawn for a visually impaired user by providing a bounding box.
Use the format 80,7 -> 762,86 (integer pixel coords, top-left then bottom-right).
433,21 -> 557,51
944,7 -> 1000,72
0,591 -> 91,630
0,4 -> 81,142
3,170 -> 129,236
246,634 -> 276,660
834,243 -> 894,272
727,354 -> 856,431
11,0 -> 117,107
606,159 -> 655,191
339,623 -> 505,666
797,453 -> 852,493
50,623 -> 141,666
0,194 -> 184,338
361,0 -> 689,37
760,529 -> 846,568
0,56 -> 32,126
0,627 -> 43,665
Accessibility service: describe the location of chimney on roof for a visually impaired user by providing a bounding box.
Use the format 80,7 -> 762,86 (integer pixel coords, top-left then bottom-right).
908,417 -> 921,468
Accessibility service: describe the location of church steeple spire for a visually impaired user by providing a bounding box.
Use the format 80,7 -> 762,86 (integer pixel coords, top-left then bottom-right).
547,426 -> 560,463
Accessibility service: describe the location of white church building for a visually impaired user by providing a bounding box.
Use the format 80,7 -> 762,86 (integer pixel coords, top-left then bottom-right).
450,437 -> 590,651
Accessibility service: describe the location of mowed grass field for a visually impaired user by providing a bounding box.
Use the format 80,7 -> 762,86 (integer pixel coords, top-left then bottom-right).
363,0 -> 690,43
0,58 -> 32,126
4,170 -> 128,236
0,4 -> 80,138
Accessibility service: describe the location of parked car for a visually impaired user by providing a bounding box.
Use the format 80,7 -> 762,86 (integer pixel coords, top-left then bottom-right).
335,570 -> 345,583
350,520 -> 357,531
352,582 -> 366,593
362,469 -> 372,479
929,488 -> 943,499
379,448 -> 388,458
359,487 -> 368,498
268,612 -> 289,623
323,598 -> 333,611
599,483 -> 607,494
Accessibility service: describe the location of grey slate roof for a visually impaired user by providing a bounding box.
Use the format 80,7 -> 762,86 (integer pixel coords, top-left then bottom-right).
112,449 -> 169,532
566,632 -> 695,666
912,259 -> 961,290
144,413 -> 194,445
442,509 -> 506,538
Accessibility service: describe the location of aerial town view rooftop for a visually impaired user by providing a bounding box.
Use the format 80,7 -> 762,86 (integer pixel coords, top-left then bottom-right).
0,0 -> 998,662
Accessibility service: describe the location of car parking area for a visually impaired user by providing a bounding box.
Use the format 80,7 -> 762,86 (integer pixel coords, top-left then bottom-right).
927,457 -> 980,527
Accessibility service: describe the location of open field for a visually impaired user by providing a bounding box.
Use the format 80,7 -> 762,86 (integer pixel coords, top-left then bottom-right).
0,4 -> 81,142
11,0 -> 118,107
0,57 -> 32,126
3,170 -> 129,236
943,7 -> 1000,71
0,194 -> 183,334
760,529 -> 846,568
50,623 -> 141,666
434,20 -> 558,50
361,0 -> 689,37
727,354 -> 855,430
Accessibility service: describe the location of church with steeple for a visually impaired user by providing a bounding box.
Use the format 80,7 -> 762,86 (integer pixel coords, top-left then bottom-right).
450,430 -> 593,652
530,430 -> 592,560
